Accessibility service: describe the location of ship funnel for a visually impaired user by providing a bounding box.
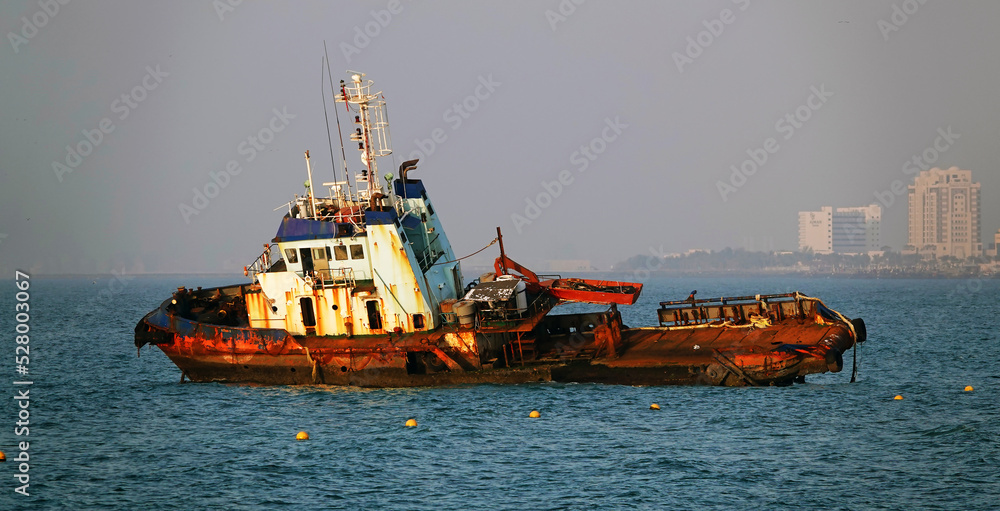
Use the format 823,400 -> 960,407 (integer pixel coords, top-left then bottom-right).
399,159 -> 419,183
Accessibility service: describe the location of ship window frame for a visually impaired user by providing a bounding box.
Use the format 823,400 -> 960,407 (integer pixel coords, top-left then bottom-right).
334,245 -> 349,261
350,244 -> 365,260
284,248 -> 298,264
312,247 -> 327,261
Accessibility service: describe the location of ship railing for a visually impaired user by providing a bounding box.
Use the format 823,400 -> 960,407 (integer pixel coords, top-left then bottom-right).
656,292 -> 817,328
416,250 -> 442,273
439,311 -> 458,326
244,243 -> 278,280
394,199 -> 417,219
416,233 -> 444,273
309,201 -> 367,230
314,211 -> 366,233
301,267 -> 357,288
394,198 -> 432,222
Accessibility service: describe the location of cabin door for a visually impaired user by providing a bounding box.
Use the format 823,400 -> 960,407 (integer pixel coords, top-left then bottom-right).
366,300 -> 383,331
299,248 -> 314,274
299,297 -> 316,327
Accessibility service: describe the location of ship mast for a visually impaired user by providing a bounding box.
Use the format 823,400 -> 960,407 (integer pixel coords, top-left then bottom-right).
337,72 -> 393,204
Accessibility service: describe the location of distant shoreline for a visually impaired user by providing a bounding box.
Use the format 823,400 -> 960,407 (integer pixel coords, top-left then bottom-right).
20,269 -> 999,280
23,272 -> 242,279
461,267 -> 998,280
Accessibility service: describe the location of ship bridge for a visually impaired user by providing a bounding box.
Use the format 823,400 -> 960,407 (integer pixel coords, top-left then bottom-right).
239,72 -> 464,339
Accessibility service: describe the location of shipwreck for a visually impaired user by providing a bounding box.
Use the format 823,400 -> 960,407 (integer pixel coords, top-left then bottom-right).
135,72 -> 866,387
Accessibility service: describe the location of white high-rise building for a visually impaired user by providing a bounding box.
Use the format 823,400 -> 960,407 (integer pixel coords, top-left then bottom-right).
799,207 -> 832,254
907,167 -> 981,258
799,205 -> 881,255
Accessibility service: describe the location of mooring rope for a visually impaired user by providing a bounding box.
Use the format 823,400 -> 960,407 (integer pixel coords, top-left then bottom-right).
432,237 -> 498,266
794,292 -> 858,342
305,347 -> 320,384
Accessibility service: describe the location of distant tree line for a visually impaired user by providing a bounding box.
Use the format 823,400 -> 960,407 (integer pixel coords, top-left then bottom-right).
612,248 -> 998,277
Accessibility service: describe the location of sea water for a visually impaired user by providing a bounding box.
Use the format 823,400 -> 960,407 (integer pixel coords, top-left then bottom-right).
1,275 -> 997,510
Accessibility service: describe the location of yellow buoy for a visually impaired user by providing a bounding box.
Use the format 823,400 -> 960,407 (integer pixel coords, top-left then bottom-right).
964,385 -> 974,392
893,395 -> 904,400
650,403 -> 660,410
529,410 -> 541,418
405,418 -> 417,427
296,431 -> 309,440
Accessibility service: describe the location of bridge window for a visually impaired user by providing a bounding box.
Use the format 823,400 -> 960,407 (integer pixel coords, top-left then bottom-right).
350,244 -> 365,260
334,245 -> 348,261
284,248 -> 298,263
312,247 -> 327,260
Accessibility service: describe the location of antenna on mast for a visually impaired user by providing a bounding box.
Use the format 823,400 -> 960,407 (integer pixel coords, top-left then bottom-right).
304,150 -> 317,218
324,41 -> 353,202
320,53 -> 340,199
338,71 -> 393,201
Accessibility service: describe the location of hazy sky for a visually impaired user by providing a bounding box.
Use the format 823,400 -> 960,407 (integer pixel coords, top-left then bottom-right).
2,1 -> 998,275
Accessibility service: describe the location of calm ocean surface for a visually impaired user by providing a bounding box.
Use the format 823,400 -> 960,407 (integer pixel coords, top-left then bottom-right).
1,275 -> 998,510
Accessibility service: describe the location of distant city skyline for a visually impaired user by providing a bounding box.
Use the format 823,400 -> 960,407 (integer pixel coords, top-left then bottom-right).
798,204 -> 882,255
907,167 -> 981,258
797,167 -> 991,259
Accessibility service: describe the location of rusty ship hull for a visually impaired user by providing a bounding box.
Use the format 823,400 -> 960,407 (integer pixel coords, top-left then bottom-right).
136,283 -> 863,387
